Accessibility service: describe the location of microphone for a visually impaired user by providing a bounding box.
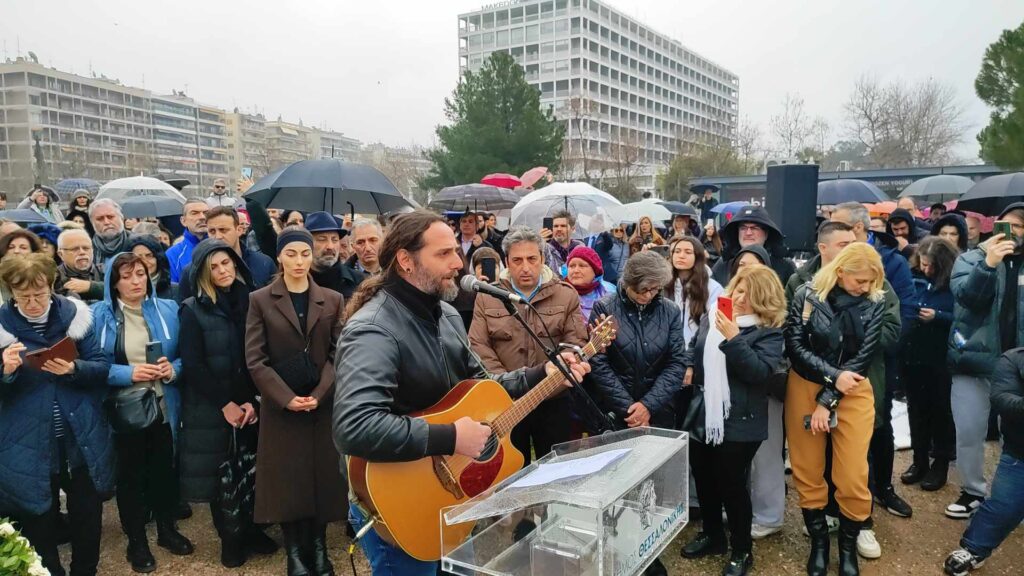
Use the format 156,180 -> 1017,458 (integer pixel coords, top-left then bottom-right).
460,275 -> 523,304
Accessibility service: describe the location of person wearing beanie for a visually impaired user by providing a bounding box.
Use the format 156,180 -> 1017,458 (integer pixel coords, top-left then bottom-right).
566,245 -> 616,323
245,225 -> 346,576
27,222 -> 62,261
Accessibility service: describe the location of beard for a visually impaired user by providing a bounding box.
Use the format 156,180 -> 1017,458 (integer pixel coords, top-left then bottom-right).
410,265 -> 459,302
314,253 -> 338,268
96,227 -> 123,241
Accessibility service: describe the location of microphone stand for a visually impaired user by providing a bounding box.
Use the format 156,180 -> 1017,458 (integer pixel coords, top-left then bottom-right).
501,299 -> 618,435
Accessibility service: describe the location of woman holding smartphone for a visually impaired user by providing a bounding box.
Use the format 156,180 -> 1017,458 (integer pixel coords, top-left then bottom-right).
785,243 -> 899,576
629,216 -> 665,255
680,265 -> 786,576
92,252 -> 193,573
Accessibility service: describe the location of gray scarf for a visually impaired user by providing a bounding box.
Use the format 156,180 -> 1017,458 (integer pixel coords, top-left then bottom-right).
92,230 -> 129,262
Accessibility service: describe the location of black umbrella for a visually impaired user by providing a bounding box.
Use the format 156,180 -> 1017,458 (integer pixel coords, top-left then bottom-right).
120,196 -> 185,219
657,201 -> 699,218
817,179 -> 888,205
956,173 -> 1024,216
428,183 -> 522,212
0,209 -> 48,224
243,159 -> 412,216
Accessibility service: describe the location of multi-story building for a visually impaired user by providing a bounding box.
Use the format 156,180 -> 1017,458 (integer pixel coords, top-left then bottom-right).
308,127 -> 362,163
0,57 -> 154,197
150,93 -> 229,195
457,0 -> 739,194
360,142 -> 433,203
225,110 -> 267,180
265,119 -> 312,170
196,104 -> 229,191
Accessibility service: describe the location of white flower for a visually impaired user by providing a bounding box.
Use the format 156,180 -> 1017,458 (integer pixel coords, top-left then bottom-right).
28,560 -> 51,576
0,521 -> 15,537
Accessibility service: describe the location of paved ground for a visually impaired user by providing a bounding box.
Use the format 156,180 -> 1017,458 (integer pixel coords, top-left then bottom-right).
59,442 -> 1024,575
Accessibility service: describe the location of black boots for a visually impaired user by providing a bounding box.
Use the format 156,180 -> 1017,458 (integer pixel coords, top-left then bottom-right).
282,521 -> 312,576
126,536 -> 156,574
838,515 -> 861,576
156,520 -> 195,556
921,459 -> 950,491
311,522 -> 335,576
722,552 -> 753,576
802,508 -> 830,576
681,532 -> 728,559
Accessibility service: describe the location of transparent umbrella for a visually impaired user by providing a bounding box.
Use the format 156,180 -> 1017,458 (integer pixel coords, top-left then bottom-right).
510,182 -> 622,239
97,176 -> 187,205
610,200 -> 674,225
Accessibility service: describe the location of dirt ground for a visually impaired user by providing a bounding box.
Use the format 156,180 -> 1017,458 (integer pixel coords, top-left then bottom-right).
59,442 -> 1024,575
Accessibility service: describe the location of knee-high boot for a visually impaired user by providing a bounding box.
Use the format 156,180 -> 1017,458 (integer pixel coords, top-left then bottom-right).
837,515 -> 861,576
281,521 -> 312,576
801,508 -> 829,576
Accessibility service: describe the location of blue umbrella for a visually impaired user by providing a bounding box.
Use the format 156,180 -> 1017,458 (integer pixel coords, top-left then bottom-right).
710,201 -> 751,218
243,159 -> 411,216
0,209 -> 48,224
817,179 -> 888,205
54,178 -> 100,202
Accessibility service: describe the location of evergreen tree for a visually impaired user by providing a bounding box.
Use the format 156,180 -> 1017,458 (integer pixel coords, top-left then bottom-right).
976,21 -> 1024,168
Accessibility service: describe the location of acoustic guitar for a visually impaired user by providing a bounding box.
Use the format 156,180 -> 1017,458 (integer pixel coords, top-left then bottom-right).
348,315 -> 617,561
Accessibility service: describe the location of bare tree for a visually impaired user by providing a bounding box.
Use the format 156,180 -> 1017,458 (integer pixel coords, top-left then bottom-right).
606,130 -> 642,201
844,75 -> 965,168
811,117 -> 832,158
566,96 -> 595,181
770,93 -> 811,157
734,116 -> 767,170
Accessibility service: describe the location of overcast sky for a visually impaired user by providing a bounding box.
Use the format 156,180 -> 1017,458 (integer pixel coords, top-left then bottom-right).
2,0 -> 1021,161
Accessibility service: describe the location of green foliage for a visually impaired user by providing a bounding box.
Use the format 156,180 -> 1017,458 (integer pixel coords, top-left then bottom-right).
976,21 -> 1024,169
0,518 -> 47,576
658,141 -> 757,202
421,53 -> 565,191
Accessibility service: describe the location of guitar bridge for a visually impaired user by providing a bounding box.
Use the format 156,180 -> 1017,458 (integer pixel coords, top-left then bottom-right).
432,456 -> 465,499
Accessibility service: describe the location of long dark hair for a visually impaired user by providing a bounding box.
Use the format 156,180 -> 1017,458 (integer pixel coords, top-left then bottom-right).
663,236 -> 710,321
910,236 -> 958,291
346,209 -> 445,318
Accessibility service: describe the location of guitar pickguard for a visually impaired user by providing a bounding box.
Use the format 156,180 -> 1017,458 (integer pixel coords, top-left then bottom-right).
459,445 -> 505,498
432,456 -> 465,499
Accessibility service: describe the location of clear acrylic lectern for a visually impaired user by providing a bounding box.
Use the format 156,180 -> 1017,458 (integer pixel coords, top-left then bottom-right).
441,427 -> 688,576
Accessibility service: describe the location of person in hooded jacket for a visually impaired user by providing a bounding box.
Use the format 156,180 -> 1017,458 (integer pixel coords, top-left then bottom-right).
886,208 -> 927,260
931,213 -> 969,252
0,253 -> 112,576
177,239 -> 278,568
730,244 -> 771,277
128,235 -> 179,301
710,205 -> 796,287
900,237 -> 958,492
91,252 -> 193,572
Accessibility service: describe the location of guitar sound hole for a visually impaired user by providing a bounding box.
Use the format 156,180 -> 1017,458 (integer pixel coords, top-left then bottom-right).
475,426 -> 498,462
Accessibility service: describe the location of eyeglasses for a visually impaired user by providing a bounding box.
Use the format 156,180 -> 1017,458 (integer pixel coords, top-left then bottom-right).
739,224 -> 763,232
13,290 -> 51,305
636,286 -> 661,296
214,185 -> 226,190
612,228 -> 624,233
59,245 -> 92,253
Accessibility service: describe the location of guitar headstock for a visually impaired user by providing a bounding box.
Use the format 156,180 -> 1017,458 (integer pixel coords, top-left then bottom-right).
588,314 -> 618,353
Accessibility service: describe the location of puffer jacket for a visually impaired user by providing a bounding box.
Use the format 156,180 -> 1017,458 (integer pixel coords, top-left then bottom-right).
903,270 -> 954,365
587,287 -> 687,428
0,297 -> 113,516
786,284 -> 901,426
990,349 -> 1024,461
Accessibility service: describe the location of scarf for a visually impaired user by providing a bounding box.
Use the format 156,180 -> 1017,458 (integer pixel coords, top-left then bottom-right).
574,278 -> 602,296
93,230 -> 129,262
828,289 -> 867,359
61,263 -> 98,281
703,307 -> 760,446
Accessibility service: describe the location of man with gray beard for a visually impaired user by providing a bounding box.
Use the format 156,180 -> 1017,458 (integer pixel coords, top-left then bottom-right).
88,198 -> 129,269
307,211 -> 365,299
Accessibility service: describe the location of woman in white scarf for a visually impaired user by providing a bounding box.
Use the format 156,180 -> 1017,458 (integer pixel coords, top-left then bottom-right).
679,264 -> 787,576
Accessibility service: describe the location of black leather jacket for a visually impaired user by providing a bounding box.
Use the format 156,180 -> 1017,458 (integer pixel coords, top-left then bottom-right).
785,285 -> 887,408
333,277 -> 543,463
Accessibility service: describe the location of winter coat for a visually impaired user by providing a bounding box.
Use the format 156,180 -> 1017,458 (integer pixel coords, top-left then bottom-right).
684,318 -> 785,442
0,297 -> 113,516
903,271 -> 954,365
588,288 -> 687,429
545,239 -> 584,277
869,232 -> 917,326
166,229 -> 204,282
931,213 -> 969,252
990,349 -> 1024,461
55,262 -> 105,304
245,277 -> 346,523
312,260 -> 366,300
785,285 -> 901,427
178,241 -> 255,502
177,245 -> 274,301
710,205 -> 796,286
468,269 -> 589,374
592,232 -> 629,284
91,260 -> 183,443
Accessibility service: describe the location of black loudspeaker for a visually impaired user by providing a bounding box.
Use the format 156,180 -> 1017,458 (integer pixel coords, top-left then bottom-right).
765,164 -> 819,254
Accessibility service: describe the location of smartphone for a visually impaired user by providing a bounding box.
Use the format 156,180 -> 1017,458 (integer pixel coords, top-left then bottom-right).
650,245 -> 670,257
542,217 -> 554,231
481,258 -> 497,282
717,296 -> 733,321
706,218 -> 714,228
145,341 -> 164,365
994,220 -> 1013,240
804,412 -> 839,431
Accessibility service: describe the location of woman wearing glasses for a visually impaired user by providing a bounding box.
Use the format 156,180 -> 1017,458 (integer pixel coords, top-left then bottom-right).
593,224 -> 630,284
0,253 -> 111,576
588,251 -> 687,576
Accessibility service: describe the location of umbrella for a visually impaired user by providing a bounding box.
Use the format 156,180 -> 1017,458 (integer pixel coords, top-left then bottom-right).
898,175 -> 975,199
657,201 -> 699,218
519,167 -> 549,189
611,200 -> 674,224
956,173 -> 1024,216
0,209 -> 49,224
510,182 -> 622,239
97,176 -> 187,205
119,196 -> 185,219
689,184 -> 720,194
817,179 -> 888,205
481,173 -> 522,189
866,201 -> 897,215
154,174 -> 191,192
54,178 -> 100,202
710,201 -> 751,218
428,184 -> 522,212
243,159 -> 412,215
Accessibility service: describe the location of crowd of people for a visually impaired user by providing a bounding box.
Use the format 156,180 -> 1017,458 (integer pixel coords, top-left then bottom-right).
0,179 -> 1021,576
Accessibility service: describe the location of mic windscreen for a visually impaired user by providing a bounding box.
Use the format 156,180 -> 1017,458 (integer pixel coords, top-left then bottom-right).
459,275 -> 478,292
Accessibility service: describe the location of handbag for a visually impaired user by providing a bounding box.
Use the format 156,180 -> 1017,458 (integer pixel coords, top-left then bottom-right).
681,387 -> 707,445
270,341 -> 318,397
218,428 -> 257,539
767,357 -> 791,403
104,385 -> 161,433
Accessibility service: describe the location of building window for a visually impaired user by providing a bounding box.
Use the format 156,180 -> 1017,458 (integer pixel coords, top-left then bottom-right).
526,24 -> 539,41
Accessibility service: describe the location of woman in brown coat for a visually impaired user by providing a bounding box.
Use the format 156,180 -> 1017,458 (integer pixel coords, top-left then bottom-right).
245,229 -> 345,576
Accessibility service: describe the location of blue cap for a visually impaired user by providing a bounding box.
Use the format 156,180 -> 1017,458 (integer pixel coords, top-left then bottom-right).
304,211 -> 346,237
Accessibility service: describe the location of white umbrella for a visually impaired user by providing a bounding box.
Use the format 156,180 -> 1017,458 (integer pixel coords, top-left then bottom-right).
611,200 -> 674,225
510,182 -> 623,238
97,176 -> 187,205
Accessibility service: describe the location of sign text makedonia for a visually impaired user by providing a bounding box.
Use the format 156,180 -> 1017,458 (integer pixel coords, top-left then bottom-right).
482,0 -> 528,11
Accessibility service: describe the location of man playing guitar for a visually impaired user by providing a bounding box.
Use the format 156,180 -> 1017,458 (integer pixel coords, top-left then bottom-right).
333,210 -> 590,575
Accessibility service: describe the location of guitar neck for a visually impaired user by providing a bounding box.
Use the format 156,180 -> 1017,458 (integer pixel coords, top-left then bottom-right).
492,341 -> 599,437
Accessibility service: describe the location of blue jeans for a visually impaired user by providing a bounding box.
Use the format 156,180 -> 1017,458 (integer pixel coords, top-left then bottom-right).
961,452 -> 1024,559
349,504 -> 439,576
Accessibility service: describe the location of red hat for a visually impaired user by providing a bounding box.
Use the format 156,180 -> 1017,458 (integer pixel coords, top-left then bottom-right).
567,245 -> 603,277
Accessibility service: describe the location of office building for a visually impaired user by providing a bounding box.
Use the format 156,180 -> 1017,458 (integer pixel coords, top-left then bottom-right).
149,93 -> 229,195
226,110 -> 268,180
308,127 -> 362,162
265,119 -> 312,169
457,0 -> 739,193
